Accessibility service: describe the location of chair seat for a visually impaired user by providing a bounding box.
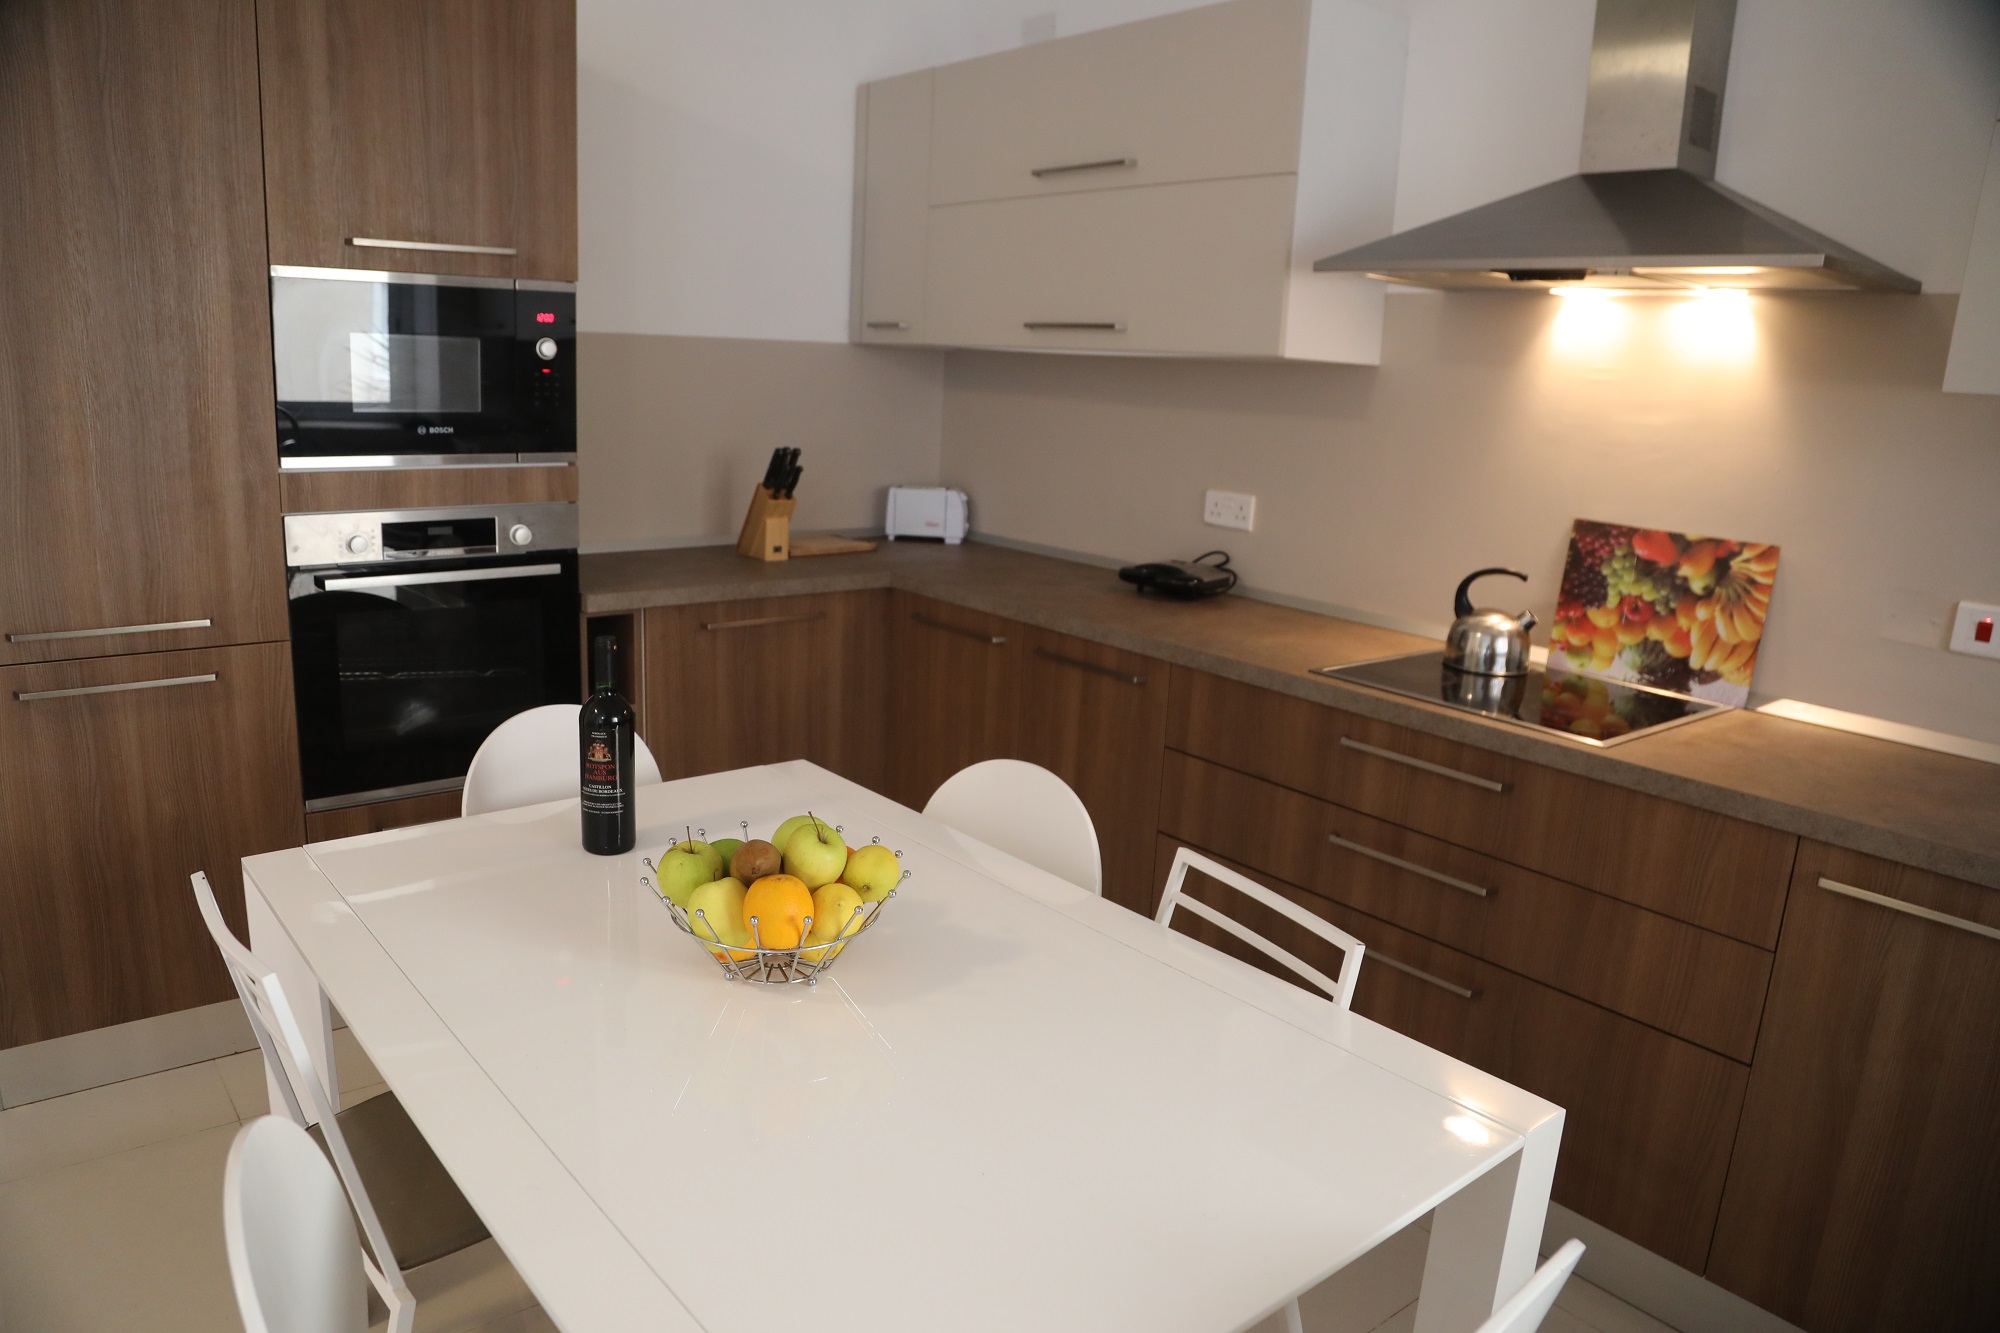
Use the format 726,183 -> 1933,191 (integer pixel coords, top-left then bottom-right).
308,1091 -> 489,1270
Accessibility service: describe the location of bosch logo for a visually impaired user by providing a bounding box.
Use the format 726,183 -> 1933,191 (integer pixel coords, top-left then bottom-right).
415,425 -> 456,435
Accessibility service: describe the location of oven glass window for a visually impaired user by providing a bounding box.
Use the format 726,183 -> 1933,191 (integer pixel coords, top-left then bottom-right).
348,333 -> 482,412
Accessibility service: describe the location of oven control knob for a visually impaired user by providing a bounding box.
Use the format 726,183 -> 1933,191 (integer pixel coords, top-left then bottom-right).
508,523 -> 534,547
344,534 -> 370,555
535,337 -> 558,360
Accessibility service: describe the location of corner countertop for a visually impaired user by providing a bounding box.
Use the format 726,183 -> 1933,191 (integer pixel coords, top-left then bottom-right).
583,541 -> 2000,891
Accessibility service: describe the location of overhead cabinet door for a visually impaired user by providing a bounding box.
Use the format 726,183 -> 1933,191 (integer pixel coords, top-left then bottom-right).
853,70 -> 934,344
928,0 -> 1307,206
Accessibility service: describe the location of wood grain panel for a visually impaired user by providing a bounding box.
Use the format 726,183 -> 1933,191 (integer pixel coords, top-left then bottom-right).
305,789 -> 462,842
1153,836 -> 1749,1272
886,593 -> 1023,808
1156,751 -> 1773,1061
1167,668 -> 1797,947
279,465 -> 577,513
0,0 -> 288,665
512,0 -> 578,281
1708,844 -> 2000,1331
0,644 -> 304,1048
1020,627 -> 1168,913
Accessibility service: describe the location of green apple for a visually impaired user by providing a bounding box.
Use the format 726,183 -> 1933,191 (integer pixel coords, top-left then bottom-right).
771,814 -> 817,852
782,819 -> 847,889
711,837 -> 744,866
804,882 -> 866,961
841,843 -> 901,902
686,877 -> 752,959
655,848 -> 715,907
667,838 -> 724,883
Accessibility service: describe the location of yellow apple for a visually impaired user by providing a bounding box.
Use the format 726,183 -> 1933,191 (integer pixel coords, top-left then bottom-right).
686,877 -> 752,960
782,819 -> 847,889
841,843 -> 901,902
804,882 -> 866,962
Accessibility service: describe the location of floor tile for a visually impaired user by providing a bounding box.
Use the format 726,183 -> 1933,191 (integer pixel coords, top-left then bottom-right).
1367,1302 -> 1417,1333
367,1237 -> 542,1333
0,1120 -> 241,1333
0,1061 -> 236,1183
1556,1272 -> 1681,1333
216,1048 -> 272,1120
341,1081 -> 391,1112
334,1026 -> 384,1092
1244,1219 -> 1430,1333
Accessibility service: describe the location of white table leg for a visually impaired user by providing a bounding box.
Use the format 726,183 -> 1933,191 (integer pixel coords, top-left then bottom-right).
1413,1114 -> 1561,1333
245,874 -> 338,1121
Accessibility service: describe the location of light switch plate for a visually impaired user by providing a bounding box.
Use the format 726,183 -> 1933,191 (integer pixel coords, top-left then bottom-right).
1204,489 -> 1256,532
1949,600 -> 2000,659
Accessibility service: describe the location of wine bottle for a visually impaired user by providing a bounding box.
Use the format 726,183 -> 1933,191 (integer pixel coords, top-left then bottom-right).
579,635 -> 636,855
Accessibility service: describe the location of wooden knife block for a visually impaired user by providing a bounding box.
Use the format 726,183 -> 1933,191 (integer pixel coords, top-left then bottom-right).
736,485 -> 794,561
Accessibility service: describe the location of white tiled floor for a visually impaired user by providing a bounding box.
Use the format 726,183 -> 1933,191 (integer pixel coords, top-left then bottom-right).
0,1043 -> 1675,1333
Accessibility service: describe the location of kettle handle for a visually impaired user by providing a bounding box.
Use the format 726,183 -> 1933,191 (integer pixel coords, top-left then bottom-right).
1454,567 -> 1528,618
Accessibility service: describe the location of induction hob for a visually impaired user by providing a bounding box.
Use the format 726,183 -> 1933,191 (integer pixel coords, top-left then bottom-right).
1312,651 -> 1730,747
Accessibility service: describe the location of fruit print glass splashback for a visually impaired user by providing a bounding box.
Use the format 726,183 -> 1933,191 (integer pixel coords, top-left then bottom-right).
1553,520 -> 1780,709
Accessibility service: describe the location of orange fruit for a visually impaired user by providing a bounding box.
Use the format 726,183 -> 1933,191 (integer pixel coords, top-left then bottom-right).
743,874 -> 814,950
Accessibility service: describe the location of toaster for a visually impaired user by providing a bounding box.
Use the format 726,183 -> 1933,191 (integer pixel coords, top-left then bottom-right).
885,487 -> 969,544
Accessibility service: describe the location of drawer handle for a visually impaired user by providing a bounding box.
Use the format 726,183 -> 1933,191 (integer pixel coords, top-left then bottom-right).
1030,156 -> 1137,178
1369,949 -> 1479,1000
1338,736 -> 1510,794
15,673 -> 217,702
701,612 -> 826,631
1023,321 -> 1125,332
912,612 -> 1006,645
347,236 -> 517,257
1818,877 -> 2000,943
864,320 -> 910,330
1327,833 -> 1491,899
8,617 -> 211,643
1033,646 -> 1144,686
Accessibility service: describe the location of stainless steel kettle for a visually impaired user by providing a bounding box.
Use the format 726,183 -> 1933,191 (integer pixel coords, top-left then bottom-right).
1444,568 -> 1537,676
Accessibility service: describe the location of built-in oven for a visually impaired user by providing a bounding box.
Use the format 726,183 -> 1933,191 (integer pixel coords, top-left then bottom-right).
285,504 -> 581,811
270,266 -> 575,469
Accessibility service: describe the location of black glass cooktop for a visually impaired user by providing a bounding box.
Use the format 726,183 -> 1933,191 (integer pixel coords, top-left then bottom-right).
1312,651 -> 1730,747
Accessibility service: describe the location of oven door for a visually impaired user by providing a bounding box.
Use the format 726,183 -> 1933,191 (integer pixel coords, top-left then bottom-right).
288,552 -> 581,808
271,266 -> 575,466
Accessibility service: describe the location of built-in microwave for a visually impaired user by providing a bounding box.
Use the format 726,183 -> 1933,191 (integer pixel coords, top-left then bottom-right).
270,266 -> 574,469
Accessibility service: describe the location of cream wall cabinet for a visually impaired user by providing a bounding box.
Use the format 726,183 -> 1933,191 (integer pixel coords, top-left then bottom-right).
1943,118 -> 2000,394
852,0 -> 1407,363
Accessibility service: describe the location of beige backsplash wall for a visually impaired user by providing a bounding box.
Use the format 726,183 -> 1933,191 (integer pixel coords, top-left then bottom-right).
939,292 -> 2000,745
578,332 -> 943,551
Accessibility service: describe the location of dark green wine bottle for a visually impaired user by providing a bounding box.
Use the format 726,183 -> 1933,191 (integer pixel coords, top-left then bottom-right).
579,636 -> 636,855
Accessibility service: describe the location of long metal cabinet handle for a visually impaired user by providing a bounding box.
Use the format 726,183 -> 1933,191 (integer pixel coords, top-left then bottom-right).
1030,156 -> 1137,178
702,613 -> 826,631
1033,646 -> 1145,686
7,617 -> 212,643
1023,321 -> 1125,332
1338,736 -> 1511,794
347,236 -> 518,256
1368,949 -> 1479,999
1327,833 -> 1490,898
912,612 -> 1006,645
321,563 -> 564,591
15,673 -> 217,702
863,320 -> 910,330
1818,877 -> 2000,943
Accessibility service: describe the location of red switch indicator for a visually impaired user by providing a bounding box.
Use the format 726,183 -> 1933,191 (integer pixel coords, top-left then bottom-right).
1979,617 -> 1994,644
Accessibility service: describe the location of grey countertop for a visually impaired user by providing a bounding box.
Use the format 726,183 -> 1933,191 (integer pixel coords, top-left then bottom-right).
584,540 -> 2000,890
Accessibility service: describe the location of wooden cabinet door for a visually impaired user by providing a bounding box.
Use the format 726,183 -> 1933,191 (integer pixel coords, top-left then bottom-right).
853,71 -> 932,345
1019,629 -> 1168,913
1707,845 -> 2000,1332
0,644 -> 305,1048
886,594 -> 1022,808
257,0 -> 577,280
0,0 -> 288,666
640,592 -> 886,791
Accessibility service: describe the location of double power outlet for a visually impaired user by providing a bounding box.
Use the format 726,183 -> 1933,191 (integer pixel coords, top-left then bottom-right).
1203,489 -> 1256,532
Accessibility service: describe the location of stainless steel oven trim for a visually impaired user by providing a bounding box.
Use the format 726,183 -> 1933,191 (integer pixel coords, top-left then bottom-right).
284,503 -> 579,568
270,264 -> 518,290
516,279 -> 579,293
279,454 -> 572,471
305,775 -> 467,815
321,563 -> 564,592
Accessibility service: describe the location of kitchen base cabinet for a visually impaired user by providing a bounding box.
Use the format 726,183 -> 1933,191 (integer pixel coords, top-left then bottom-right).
1152,836 -> 1749,1274
1706,844 -> 2000,1332
642,592 -> 887,792
886,594 -> 1023,808
0,644 -> 305,1049
305,789 -> 462,843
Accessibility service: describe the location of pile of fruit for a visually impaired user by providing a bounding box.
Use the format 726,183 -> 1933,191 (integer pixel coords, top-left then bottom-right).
649,814 -> 902,966
1551,521 -> 1778,697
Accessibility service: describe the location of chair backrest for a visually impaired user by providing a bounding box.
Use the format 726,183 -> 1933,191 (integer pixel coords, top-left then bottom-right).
224,1116 -> 369,1333
192,873 -> 414,1332
1475,1239 -> 1586,1333
461,703 -> 664,817
1155,847 -> 1366,1009
923,759 -> 1102,894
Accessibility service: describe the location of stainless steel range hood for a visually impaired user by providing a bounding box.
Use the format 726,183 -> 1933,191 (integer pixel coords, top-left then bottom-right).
1315,0 -> 1920,293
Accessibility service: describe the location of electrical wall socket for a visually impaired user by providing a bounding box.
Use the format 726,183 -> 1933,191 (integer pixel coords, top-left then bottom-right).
1204,489 -> 1256,532
1949,600 -> 2000,659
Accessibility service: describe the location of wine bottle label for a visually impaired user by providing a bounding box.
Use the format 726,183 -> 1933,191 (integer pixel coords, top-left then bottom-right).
580,728 -> 624,814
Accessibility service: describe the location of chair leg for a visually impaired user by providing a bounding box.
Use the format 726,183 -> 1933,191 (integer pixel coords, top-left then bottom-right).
1285,1296 -> 1305,1333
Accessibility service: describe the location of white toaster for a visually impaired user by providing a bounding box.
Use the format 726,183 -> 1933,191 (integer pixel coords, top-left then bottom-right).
884,487 -> 969,544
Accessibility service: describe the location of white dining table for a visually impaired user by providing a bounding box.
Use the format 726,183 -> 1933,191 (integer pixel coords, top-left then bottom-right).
242,760 -> 1563,1333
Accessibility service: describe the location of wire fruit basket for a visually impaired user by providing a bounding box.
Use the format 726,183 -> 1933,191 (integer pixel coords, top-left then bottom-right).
642,825 -> 907,986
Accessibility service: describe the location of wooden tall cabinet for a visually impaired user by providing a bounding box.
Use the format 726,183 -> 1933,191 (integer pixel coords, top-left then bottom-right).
256,0 -> 578,280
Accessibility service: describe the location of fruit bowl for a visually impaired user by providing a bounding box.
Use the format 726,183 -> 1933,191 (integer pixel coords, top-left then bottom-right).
641,817 -> 908,986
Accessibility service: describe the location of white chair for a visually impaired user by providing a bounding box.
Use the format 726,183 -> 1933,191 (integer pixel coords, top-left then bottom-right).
224,1115 -> 368,1333
194,873 -> 490,1333
1475,1239 -> 1586,1333
923,759 -> 1102,894
461,702 -> 664,816
1156,847 -> 1367,1010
